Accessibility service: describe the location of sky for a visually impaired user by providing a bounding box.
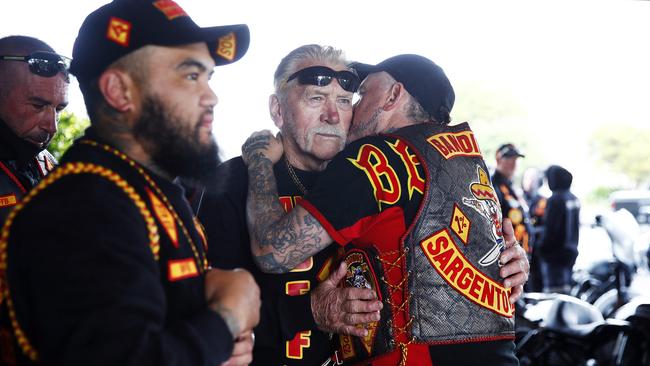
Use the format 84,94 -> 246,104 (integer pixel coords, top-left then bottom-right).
2,0 -> 650,200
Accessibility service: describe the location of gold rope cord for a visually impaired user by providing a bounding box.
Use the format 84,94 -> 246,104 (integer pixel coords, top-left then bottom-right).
81,140 -> 208,271
0,162 -> 160,361
376,247 -> 414,366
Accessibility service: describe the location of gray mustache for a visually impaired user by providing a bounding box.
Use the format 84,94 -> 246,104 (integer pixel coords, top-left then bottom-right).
308,126 -> 346,139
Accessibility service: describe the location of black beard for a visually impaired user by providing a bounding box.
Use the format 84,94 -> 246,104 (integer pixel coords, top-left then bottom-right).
133,96 -> 221,183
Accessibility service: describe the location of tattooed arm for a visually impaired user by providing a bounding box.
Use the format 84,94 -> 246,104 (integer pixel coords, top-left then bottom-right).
242,131 -> 333,274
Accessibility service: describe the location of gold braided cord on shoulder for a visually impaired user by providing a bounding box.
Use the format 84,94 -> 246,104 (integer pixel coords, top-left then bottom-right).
80,140 -> 208,272
0,162 -> 160,361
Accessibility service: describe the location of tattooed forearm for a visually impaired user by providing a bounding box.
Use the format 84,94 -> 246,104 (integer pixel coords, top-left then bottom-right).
245,141 -> 331,273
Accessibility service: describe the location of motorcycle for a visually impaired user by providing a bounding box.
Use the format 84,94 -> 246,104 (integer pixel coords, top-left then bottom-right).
515,292 -> 649,365
515,209 -> 650,365
571,209 -> 648,317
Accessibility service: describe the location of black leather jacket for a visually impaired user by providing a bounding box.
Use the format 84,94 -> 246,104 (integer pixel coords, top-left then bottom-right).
0,119 -> 56,223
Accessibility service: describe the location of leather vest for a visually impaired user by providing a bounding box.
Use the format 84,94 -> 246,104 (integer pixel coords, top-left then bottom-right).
0,151 -> 57,223
394,122 -> 514,343
337,122 -> 514,364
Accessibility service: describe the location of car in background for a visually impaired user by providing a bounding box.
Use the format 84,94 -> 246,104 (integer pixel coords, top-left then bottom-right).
610,189 -> 650,224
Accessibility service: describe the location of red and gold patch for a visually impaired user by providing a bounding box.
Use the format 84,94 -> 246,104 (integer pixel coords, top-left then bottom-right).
316,257 -> 335,282
470,167 -> 498,204
153,0 -> 188,20
344,250 -> 381,354
146,188 -> 179,248
450,203 -> 471,245
286,330 -> 311,359
348,144 -> 401,210
339,334 -> 356,360
0,194 -> 17,209
106,17 -> 132,47
216,32 -> 236,62
427,130 -> 482,160
290,257 -> 313,272
387,139 -> 425,199
167,258 -> 198,281
420,228 -> 514,317
285,280 -> 310,296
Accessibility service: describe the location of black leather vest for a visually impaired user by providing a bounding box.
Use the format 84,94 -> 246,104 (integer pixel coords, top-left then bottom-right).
0,150 -> 56,223
393,122 -> 515,343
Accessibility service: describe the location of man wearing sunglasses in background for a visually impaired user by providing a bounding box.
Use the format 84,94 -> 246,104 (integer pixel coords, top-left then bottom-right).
186,44 -> 382,365
242,54 -> 529,365
0,35 -> 69,224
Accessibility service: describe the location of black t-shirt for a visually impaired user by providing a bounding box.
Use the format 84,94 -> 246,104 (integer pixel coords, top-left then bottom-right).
195,156 -> 337,365
300,133 -> 518,366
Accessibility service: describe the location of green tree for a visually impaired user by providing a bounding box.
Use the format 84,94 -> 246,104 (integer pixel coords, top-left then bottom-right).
590,124 -> 650,187
452,82 -> 543,169
49,111 -> 90,161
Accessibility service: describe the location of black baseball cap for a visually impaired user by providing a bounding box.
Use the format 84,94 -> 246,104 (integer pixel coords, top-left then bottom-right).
70,0 -> 250,83
350,54 -> 455,122
496,143 -> 525,158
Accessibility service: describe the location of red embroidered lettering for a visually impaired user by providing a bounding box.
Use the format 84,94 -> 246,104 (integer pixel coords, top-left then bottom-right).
387,140 -> 424,198
348,144 -> 401,209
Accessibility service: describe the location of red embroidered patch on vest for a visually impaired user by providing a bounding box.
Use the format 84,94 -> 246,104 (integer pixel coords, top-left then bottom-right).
420,229 -> 514,317
427,130 -> 481,160
450,203 -> 471,245
167,258 -> 198,281
344,250 -> 381,354
146,188 -> 179,248
0,194 -> 17,208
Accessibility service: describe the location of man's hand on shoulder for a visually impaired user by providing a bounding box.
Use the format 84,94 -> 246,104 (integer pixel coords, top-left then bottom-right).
241,130 -> 283,166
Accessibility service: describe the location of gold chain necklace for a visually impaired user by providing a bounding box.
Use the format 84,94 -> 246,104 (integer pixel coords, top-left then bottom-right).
81,140 -> 208,272
284,155 -> 308,195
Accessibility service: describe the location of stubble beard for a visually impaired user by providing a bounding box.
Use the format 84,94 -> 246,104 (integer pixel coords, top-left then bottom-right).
348,107 -> 381,143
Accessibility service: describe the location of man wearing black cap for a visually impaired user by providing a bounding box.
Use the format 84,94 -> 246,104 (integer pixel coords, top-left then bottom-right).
0,1 -> 259,365
492,143 -> 533,255
241,54 -> 528,365
0,35 -> 69,224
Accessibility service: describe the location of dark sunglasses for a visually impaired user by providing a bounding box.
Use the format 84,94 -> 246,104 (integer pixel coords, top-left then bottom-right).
286,66 -> 360,93
0,51 -> 71,78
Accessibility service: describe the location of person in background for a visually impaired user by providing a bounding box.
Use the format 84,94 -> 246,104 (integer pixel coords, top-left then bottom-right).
0,35 -> 69,223
0,1 -> 259,365
538,164 -> 580,294
521,167 -> 547,292
492,143 -> 533,255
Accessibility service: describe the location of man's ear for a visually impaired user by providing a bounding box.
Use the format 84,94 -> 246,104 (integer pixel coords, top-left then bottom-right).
382,82 -> 405,112
269,94 -> 284,129
98,69 -> 138,113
